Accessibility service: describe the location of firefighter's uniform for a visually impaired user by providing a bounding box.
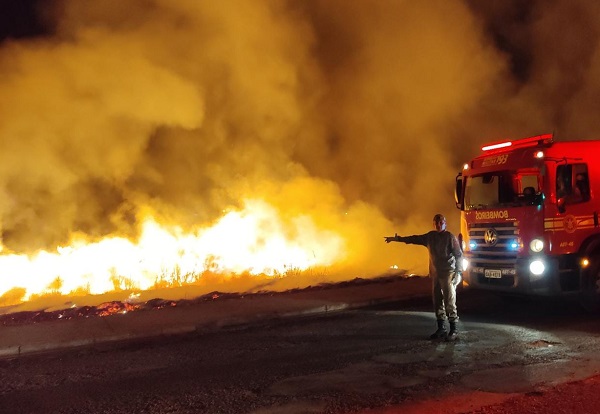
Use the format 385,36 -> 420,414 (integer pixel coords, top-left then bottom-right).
395,228 -> 463,340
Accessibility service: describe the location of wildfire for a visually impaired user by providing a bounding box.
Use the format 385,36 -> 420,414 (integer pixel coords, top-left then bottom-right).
0,199 -> 345,306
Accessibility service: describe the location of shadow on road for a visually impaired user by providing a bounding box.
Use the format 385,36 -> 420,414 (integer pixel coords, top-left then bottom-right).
366,286 -> 598,334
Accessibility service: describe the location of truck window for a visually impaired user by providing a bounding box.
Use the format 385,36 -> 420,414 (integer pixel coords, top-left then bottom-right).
465,174 -> 500,209
520,174 -> 539,204
464,170 -> 540,210
521,175 -> 538,192
556,164 -> 590,204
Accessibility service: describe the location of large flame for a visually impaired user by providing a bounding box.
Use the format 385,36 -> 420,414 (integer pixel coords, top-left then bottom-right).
0,199 -> 345,306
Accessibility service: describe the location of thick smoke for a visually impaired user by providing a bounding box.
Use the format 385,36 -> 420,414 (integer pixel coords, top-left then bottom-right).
1,0 -> 599,279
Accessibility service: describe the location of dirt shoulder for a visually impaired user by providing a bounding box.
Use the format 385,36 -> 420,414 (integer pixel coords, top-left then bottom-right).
373,374 -> 600,414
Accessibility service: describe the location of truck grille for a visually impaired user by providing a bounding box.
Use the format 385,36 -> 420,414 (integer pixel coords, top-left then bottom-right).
467,221 -> 518,287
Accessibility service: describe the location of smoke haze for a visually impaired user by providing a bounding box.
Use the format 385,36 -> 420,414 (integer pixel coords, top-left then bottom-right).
1,0 -> 600,279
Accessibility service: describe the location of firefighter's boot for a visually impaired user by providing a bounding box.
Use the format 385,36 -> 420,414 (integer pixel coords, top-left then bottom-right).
446,321 -> 459,342
429,320 -> 447,340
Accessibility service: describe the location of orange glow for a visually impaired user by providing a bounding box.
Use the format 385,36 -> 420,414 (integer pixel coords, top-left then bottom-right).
0,199 -> 345,305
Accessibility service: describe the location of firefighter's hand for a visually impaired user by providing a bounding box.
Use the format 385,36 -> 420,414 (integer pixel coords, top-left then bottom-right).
384,233 -> 400,243
453,271 -> 463,287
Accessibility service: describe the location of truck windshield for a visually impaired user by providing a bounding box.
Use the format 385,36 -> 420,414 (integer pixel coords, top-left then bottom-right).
464,170 -> 541,210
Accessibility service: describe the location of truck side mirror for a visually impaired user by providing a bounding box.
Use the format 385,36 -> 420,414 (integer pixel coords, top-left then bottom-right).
455,174 -> 463,210
557,197 -> 566,214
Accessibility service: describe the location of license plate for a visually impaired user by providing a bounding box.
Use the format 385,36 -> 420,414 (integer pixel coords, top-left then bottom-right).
484,269 -> 502,279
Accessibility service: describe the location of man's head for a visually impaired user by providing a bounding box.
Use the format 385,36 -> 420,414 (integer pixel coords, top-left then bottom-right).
433,214 -> 447,232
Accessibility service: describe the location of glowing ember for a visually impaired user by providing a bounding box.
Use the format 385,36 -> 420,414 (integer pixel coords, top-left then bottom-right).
0,199 -> 344,304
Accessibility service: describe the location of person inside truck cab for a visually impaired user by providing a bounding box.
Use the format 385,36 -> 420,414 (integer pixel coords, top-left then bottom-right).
575,173 -> 590,201
523,186 -> 536,199
557,175 -> 569,200
557,169 -> 590,205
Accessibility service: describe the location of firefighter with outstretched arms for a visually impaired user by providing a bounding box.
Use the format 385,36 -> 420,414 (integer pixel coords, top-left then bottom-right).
385,214 -> 463,341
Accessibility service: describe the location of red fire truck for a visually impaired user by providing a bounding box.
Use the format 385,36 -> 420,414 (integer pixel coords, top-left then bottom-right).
455,133 -> 600,306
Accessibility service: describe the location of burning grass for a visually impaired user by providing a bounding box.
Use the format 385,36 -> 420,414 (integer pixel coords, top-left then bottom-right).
0,273 -> 410,327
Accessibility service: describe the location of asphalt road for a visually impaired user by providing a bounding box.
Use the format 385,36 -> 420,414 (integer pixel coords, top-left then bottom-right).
1,289 -> 600,414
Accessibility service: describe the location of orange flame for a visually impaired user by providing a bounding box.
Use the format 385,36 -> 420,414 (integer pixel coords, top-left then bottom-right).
0,199 -> 345,305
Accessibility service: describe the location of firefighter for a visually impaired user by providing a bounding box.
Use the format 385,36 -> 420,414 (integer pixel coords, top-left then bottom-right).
384,214 -> 463,341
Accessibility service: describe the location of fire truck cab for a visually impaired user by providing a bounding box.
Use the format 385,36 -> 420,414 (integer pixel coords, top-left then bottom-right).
455,134 -> 600,306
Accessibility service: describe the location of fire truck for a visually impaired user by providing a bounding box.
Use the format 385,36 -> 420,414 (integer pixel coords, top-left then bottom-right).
454,133 -> 600,306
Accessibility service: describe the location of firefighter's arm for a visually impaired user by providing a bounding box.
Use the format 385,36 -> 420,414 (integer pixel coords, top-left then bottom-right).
451,235 -> 464,272
385,233 -> 427,245
452,237 -> 464,287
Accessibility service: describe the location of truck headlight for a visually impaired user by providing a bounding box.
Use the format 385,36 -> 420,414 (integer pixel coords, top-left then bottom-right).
530,238 -> 544,253
462,258 -> 469,271
529,259 -> 545,275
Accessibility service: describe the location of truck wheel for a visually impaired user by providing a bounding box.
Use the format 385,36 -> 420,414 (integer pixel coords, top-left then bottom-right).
580,252 -> 600,312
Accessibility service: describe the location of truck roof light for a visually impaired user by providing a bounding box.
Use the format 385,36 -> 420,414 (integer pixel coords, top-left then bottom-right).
481,134 -> 553,153
463,163 -> 469,171
482,141 -> 512,151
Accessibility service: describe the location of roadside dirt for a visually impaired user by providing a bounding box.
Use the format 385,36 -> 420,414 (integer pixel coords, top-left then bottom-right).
472,374 -> 600,413
370,374 -> 600,414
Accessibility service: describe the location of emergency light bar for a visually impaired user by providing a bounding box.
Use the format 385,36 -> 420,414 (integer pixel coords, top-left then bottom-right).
482,141 -> 512,151
481,134 -> 553,152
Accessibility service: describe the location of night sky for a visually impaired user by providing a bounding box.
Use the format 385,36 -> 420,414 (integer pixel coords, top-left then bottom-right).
0,1 -> 534,84
0,0 -> 50,40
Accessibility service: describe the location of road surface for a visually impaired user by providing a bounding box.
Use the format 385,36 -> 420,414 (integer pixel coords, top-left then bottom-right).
0,286 -> 599,413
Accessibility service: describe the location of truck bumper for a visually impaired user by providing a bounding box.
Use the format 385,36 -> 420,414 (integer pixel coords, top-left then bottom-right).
463,255 -> 580,296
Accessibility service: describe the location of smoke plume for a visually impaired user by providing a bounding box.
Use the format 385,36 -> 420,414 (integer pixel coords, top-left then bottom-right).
1,0 -> 600,280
